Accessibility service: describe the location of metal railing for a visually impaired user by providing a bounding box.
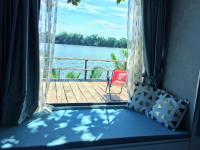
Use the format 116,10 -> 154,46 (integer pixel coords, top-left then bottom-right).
45,57 -> 127,80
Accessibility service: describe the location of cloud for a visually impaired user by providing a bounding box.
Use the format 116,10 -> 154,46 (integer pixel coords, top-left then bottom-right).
48,0 -> 128,38
57,0 -> 128,19
111,7 -> 127,13
57,1 -> 106,16
113,12 -> 127,18
90,20 -> 123,29
111,7 -> 128,19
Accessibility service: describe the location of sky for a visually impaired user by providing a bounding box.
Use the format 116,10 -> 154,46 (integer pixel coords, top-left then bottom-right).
56,0 -> 128,39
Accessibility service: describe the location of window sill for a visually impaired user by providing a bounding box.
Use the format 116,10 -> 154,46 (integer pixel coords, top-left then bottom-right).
0,105 -> 189,149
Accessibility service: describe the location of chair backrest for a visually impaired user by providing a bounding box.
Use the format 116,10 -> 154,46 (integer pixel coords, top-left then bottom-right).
111,70 -> 127,84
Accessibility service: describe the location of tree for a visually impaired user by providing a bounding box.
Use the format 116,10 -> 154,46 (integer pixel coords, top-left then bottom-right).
67,0 -> 80,6
110,49 -> 128,70
67,0 -> 126,5
55,32 -> 127,48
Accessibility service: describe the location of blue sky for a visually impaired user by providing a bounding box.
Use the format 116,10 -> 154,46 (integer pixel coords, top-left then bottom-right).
56,0 -> 128,39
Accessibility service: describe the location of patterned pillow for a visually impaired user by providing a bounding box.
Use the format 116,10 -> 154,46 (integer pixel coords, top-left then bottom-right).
148,90 -> 189,130
127,82 -> 162,115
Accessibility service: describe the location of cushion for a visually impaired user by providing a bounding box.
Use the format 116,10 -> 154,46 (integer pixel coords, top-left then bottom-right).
148,90 -> 189,130
127,82 -> 162,115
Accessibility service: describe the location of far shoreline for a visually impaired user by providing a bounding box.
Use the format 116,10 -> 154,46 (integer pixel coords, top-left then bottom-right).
54,43 -> 127,49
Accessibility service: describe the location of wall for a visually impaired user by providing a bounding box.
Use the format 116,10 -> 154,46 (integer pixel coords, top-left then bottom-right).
163,0 -> 200,131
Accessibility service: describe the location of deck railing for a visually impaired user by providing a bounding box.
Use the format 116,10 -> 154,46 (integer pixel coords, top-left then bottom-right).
44,57 -> 127,80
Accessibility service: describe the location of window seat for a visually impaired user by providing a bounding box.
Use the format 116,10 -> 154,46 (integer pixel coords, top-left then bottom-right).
0,105 -> 189,149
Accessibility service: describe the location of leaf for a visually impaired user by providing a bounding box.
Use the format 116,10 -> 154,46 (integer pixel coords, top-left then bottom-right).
67,0 -> 80,6
90,67 -> 103,79
66,72 -> 80,79
51,69 -> 59,79
110,49 -> 128,70
116,0 -> 126,4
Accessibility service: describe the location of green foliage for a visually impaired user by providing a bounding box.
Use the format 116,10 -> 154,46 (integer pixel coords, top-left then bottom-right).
116,0 -> 126,4
111,49 -> 128,70
67,0 -> 80,6
55,32 -> 127,48
65,72 -> 81,79
51,68 -> 59,79
121,49 -> 128,59
89,67 -> 103,79
67,0 -> 126,5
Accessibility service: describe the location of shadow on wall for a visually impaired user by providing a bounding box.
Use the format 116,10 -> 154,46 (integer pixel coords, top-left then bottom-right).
0,108 -> 122,149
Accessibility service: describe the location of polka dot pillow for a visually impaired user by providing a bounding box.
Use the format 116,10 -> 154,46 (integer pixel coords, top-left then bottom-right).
148,90 -> 189,130
127,82 -> 162,115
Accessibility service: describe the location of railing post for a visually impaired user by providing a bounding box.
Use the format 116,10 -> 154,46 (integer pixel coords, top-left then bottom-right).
125,61 -> 127,70
84,59 -> 88,80
58,69 -> 61,80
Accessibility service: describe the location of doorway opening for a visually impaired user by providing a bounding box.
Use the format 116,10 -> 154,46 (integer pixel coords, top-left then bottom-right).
40,0 -> 129,104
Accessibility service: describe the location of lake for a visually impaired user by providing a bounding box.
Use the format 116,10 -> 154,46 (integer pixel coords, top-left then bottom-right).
42,44 -> 126,79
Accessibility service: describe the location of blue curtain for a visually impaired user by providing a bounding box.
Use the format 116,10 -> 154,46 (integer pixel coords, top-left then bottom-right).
0,0 -> 40,125
142,0 -> 168,88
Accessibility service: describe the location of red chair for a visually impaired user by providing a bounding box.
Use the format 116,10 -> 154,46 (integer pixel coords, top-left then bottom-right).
106,70 -> 127,100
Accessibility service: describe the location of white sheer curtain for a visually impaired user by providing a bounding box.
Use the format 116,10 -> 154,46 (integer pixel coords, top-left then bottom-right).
127,0 -> 144,98
38,0 -> 58,112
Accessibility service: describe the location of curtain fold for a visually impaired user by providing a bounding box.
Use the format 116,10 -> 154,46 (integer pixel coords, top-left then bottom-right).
38,0 -> 58,112
127,0 -> 144,98
142,0 -> 168,88
0,0 -> 40,125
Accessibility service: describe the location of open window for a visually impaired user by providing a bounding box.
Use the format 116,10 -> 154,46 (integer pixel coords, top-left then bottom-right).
39,0 -> 133,106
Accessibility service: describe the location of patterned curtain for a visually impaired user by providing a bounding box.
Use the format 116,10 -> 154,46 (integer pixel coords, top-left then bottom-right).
127,0 -> 144,98
38,0 -> 58,112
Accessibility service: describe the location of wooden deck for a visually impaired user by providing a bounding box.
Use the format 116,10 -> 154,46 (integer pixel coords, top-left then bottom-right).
46,81 -> 129,104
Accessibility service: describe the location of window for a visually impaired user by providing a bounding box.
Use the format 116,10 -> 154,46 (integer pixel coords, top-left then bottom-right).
40,0 -> 129,105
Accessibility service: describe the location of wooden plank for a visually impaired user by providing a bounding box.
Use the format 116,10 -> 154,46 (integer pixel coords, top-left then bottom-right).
55,82 -> 61,103
68,81 -> 88,103
61,82 -> 68,103
62,81 -> 77,103
82,81 -> 103,103
75,81 -> 95,103
97,82 -> 124,102
97,82 -> 117,100
86,82 -> 107,102
91,82 -> 111,103
55,82 -> 67,103
46,81 -> 128,104
47,82 -> 57,103
99,82 -> 128,101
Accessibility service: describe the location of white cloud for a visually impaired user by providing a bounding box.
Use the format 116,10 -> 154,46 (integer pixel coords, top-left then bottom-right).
113,12 -> 127,18
80,3 -> 105,15
57,1 -> 106,16
111,7 -> 127,13
111,7 -> 128,19
57,0 -> 128,19
90,20 -> 123,29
